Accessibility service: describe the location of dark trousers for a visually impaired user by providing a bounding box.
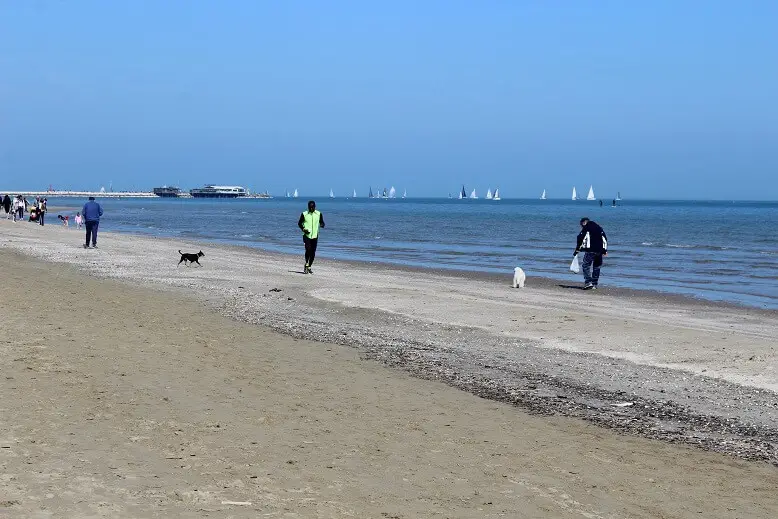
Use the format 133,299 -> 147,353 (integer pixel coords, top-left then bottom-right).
85,221 -> 99,246
17,208 -> 23,220
581,252 -> 603,285
38,212 -> 45,226
303,236 -> 318,266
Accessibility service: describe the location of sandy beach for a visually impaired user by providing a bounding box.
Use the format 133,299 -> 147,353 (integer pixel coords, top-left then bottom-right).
2,220 -> 778,517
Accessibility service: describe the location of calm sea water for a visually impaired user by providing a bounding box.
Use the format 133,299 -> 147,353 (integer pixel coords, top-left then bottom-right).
48,197 -> 778,309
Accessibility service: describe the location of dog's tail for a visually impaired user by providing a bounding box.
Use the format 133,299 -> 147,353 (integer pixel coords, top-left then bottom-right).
178,250 -> 182,254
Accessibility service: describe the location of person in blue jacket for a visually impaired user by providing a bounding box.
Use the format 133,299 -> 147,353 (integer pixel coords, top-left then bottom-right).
82,196 -> 104,249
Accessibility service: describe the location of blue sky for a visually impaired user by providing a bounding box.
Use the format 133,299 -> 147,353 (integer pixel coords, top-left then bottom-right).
1,1 -> 776,199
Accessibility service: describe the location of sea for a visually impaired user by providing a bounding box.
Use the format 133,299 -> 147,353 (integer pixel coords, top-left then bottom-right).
48,197 -> 778,309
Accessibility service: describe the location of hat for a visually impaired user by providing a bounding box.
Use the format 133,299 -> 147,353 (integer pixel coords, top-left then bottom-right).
88,196 -> 95,200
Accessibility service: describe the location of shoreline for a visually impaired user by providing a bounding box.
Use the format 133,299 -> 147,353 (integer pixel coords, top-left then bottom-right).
2,219 -> 778,465
37,198 -> 778,311
52,221 -> 778,313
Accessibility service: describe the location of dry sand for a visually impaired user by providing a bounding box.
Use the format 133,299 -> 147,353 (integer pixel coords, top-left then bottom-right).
1,220 -> 778,517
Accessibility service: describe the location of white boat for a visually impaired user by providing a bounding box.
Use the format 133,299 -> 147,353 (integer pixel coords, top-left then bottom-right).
285,189 -> 290,198
572,187 -> 578,200
402,189 -> 407,199
382,187 -> 388,198
540,189 -> 546,200
486,188 -> 493,200
329,189 -> 335,198
469,189 -> 478,199
493,188 -> 501,201
616,192 -> 622,201
587,185 -> 596,201
353,189 -> 357,198
459,185 -> 466,199
190,185 -> 248,198
389,186 -> 396,198
293,189 -> 298,198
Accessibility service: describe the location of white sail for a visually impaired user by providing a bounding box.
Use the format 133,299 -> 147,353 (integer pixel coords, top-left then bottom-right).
616,191 -> 622,201
353,189 -> 357,198
458,190 -> 463,199
493,188 -> 501,201
541,189 -> 546,200
572,187 -> 578,200
470,189 -> 478,199
329,189 -> 334,198
486,188 -> 493,199
293,189 -> 298,198
389,186 -> 396,198
402,189 -> 407,198
285,190 -> 290,198
587,185 -> 595,201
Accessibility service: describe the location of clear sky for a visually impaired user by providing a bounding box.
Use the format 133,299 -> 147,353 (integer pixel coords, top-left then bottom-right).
1,1 -> 776,199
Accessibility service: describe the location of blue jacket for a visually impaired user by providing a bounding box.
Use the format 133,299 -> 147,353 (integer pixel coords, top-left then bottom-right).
82,200 -> 103,222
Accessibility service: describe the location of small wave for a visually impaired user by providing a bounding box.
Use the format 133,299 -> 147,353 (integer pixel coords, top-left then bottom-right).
641,242 -> 654,246
239,234 -> 252,238
667,244 -> 693,248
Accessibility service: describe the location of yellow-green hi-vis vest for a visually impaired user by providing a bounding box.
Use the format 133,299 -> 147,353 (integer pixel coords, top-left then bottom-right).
301,210 -> 321,239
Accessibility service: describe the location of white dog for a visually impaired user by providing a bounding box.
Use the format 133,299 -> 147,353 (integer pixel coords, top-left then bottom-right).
512,267 -> 526,288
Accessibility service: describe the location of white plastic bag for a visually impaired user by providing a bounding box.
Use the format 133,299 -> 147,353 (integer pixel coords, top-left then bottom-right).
570,255 -> 580,274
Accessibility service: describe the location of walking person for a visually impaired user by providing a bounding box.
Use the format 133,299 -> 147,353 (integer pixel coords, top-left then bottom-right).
82,196 -> 103,249
297,200 -> 325,274
2,194 -> 10,219
573,217 -> 608,290
38,198 -> 47,226
15,195 -> 24,221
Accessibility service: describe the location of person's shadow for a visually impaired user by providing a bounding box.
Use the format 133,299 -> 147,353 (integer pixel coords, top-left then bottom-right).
288,269 -> 307,275
558,284 -> 585,290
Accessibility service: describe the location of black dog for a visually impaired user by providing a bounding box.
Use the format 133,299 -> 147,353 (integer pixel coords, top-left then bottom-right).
178,250 -> 205,266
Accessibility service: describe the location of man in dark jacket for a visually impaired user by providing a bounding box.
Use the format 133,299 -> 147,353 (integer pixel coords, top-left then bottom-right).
573,217 -> 608,290
82,196 -> 103,249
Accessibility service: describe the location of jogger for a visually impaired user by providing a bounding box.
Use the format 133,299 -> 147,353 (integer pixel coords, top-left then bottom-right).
297,200 -> 325,274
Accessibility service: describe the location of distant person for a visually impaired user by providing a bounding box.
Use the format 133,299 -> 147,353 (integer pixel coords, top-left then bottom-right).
599,199 -> 603,207
82,196 -> 103,249
612,199 -> 616,207
297,200 -> 325,274
2,194 -> 10,218
38,198 -> 47,226
74,212 -> 83,229
573,217 -> 608,290
15,195 -> 24,221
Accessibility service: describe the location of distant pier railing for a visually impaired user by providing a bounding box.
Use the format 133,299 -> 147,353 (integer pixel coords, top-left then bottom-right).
0,191 -> 159,198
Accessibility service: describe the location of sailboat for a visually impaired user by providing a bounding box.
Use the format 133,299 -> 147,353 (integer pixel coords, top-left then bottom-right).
486,188 -> 493,200
459,185 -> 466,199
540,189 -> 546,200
353,189 -> 357,198
402,189 -> 407,199
587,185 -> 596,201
388,186 -> 396,198
572,187 -> 578,200
285,189 -> 290,198
493,188 -> 501,201
616,192 -> 622,201
382,188 -> 388,199
369,187 -> 374,198
469,189 -> 478,199
329,189 -> 335,198
293,189 -> 298,198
